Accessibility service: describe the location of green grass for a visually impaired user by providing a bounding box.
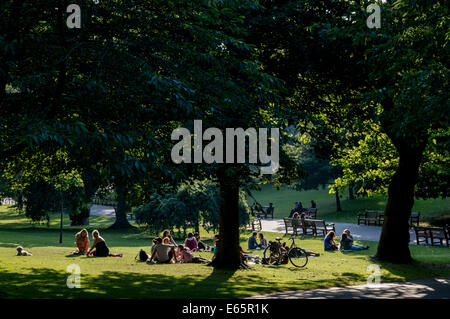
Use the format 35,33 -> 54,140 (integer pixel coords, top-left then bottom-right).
0,205 -> 449,299
0,206 -> 115,230
248,184 -> 450,224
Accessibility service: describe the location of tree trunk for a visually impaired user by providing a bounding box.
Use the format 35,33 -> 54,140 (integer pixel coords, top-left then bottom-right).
375,141 -> 425,263
195,211 -> 200,234
109,182 -> 133,229
212,169 -> 244,269
335,188 -> 342,212
349,181 -> 355,200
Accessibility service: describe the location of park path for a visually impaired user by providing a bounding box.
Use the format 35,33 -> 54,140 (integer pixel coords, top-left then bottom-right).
248,276 -> 450,299
64,204 -> 121,226
260,218 -> 418,243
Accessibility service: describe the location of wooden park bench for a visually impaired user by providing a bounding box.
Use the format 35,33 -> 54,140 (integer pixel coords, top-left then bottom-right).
409,212 -> 420,227
302,219 -> 335,237
255,205 -> 274,219
304,207 -> 317,219
283,217 -> 304,235
357,210 -> 383,226
309,219 -> 335,236
247,218 -> 263,231
283,217 -> 294,235
413,226 -> 449,247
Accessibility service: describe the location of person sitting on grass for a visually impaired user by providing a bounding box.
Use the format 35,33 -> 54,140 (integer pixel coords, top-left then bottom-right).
211,234 -> 219,260
184,232 -> 198,252
176,244 -> 210,264
339,233 -> 369,251
148,237 -> 177,264
87,230 -> 122,257
194,232 -> 210,251
74,229 -> 89,255
258,233 -> 268,249
248,232 -> 259,250
162,229 -> 178,246
324,231 -> 338,251
240,245 -> 253,262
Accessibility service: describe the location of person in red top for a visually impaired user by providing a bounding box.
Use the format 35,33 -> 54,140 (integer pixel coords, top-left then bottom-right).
184,232 -> 198,251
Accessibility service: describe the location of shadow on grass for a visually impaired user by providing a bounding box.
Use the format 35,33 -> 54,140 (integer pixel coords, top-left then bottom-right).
0,265 -> 372,299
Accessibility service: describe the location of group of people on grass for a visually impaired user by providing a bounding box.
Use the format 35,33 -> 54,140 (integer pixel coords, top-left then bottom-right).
324,229 -> 369,251
147,230 -> 213,264
69,226 -> 367,262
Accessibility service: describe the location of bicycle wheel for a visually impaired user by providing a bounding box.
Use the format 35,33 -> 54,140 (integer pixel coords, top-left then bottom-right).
264,245 -> 281,265
288,247 -> 308,267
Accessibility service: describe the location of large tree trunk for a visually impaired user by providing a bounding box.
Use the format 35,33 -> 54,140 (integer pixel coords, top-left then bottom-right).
109,182 -> 133,229
212,169 -> 244,269
375,142 -> 425,263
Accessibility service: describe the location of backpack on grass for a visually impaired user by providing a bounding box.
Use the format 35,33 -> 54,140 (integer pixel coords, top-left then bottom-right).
135,249 -> 149,262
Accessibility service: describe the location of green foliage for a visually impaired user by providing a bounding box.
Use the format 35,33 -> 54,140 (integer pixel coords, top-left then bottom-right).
134,181 -> 250,234
19,181 -> 58,223
332,127 -> 450,199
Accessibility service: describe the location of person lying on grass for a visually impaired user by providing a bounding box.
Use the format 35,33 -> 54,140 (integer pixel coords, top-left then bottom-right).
86,230 -> 122,257
147,237 -> 177,264
339,232 -> 369,251
74,229 -> 89,255
176,244 -> 210,263
324,231 -> 339,251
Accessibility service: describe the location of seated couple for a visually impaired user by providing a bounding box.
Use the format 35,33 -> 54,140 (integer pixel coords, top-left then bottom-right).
73,229 -> 122,257
248,232 -> 268,250
324,230 -> 369,251
148,237 -> 210,264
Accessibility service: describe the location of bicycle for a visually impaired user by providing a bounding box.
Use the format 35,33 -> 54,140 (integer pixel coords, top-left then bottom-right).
263,236 -> 308,267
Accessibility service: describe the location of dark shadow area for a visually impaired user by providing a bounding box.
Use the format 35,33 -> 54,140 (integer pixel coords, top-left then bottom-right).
0,265 -> 376,299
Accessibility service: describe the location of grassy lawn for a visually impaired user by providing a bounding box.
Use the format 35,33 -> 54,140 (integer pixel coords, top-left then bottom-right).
0,207 -> 115,230
1,205 -> 449,299
249,184 -> 450,224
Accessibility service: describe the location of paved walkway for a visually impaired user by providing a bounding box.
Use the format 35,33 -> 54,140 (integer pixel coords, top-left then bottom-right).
249,276 -> 450,299
261,218 -> 417,243
64,205 -> 122,227
90,204 -> 117,218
